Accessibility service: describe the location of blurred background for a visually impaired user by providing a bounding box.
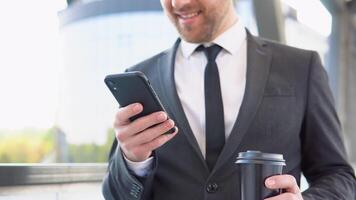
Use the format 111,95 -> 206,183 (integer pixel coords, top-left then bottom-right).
0,0 -> 355,199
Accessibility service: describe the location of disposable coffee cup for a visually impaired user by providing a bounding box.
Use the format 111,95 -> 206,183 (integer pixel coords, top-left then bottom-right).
235,150 -> 286,200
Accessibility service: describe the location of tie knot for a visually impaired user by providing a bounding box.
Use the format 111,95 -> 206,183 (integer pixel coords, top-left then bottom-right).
196,44 -> 222,62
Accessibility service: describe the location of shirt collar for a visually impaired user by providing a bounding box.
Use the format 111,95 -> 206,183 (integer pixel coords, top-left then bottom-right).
180,18 -> 246,59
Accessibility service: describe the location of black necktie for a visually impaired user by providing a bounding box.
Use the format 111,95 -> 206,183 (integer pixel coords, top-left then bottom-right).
197,44 -> 225,171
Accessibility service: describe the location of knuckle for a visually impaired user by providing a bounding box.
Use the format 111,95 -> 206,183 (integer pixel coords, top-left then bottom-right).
121,126 -> 131,136
113,116 -> 124,128
156,123 -> 167,133
116,110 -> 125,121
157,120 -> 174,133
164,119 -> 174,129
116,131 -> 125,141
118,106 -> 135,121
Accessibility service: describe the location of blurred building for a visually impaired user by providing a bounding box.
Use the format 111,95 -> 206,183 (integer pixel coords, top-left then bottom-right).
57,1 -> 175,145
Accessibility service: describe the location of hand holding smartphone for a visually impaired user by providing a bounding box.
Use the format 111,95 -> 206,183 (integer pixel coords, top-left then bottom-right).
105,71 -> 175,130
105,71 -> 178,162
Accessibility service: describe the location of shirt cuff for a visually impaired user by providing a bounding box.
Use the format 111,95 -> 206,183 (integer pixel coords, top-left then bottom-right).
123,153 -> 154,177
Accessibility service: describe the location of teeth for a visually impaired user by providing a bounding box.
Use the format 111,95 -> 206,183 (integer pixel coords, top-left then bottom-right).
181,12 -> 199,19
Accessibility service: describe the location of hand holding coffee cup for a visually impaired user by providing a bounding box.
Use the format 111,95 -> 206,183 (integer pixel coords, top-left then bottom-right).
236,151 -> 302,200
264,174 -> 303,200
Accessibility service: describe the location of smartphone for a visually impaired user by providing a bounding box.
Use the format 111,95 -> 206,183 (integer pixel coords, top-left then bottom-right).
104,71 -> 175,133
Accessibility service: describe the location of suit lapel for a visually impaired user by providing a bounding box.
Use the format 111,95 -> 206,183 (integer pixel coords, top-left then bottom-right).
155,32 -> 272,174
213,32 -> 272,172
156,39 -> 209,171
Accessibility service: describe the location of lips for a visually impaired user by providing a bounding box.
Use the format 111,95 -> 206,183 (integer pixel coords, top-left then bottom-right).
177,11 -> 200,19
175,11 -> 202,25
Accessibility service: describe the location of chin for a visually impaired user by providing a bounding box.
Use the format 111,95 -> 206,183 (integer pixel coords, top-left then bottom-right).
178,26 -> 214,43
180,32 -> 208,43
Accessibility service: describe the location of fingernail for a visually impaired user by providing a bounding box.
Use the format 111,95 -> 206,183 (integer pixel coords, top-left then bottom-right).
169,127 -> 178,136
157,113 -> 166,120
266,179 -> 275,186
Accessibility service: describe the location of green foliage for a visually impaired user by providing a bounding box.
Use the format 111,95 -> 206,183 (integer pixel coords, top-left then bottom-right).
0,127 -> 115,163
68,129 -> 114,163
0,128 -> 54,163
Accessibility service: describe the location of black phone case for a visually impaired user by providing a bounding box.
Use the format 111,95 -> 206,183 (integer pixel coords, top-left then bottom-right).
104,71 -> 175,133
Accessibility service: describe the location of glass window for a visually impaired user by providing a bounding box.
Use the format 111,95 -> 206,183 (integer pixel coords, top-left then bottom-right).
57,11 -> 178,163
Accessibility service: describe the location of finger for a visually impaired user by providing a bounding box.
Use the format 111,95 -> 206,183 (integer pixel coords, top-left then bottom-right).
264,192 -> 299,200
265,175 -> 299,194
114,103 -> 143,126
141,127 -> 178,151
126,111 -> 168,135
116,111 -> 168,142
127,119 -> 175,147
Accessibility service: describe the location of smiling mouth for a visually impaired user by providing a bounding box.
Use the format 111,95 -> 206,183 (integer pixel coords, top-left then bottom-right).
176,11 -> 202,20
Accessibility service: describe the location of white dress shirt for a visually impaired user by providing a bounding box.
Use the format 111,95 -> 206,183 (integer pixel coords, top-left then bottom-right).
124,20 -> 247,176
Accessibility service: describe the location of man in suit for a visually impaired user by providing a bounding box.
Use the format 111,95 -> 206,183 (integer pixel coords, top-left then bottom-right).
103,0 -> 356,199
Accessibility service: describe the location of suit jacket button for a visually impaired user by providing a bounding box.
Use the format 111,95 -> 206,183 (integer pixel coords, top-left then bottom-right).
206,183 -> 219,193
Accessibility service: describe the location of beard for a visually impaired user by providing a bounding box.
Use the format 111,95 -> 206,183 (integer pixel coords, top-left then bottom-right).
171,12 -> 219,43
163,0 -> 234,43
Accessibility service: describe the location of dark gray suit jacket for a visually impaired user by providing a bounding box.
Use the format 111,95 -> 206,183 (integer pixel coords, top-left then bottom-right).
102,33 -> 356,200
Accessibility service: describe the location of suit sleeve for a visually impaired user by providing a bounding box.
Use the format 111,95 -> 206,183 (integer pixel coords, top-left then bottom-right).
102,139 -> 158,200
301,51 -> 356,200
